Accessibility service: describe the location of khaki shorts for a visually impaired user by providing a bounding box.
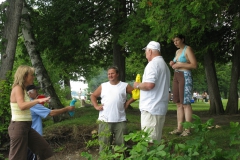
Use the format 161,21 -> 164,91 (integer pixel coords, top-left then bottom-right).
98,121 -> 127,152
141,111 -> 165,143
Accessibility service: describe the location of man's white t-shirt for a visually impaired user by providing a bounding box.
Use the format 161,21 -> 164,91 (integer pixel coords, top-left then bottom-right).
139,56 -> 170,115
98,81 -> 128,122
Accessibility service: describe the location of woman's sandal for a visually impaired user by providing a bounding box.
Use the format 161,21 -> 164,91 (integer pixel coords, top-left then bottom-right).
169,129 -> 182,135
180,130 -> 191,136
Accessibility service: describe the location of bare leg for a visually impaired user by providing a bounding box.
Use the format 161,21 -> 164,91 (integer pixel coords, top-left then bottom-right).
183,104 -> 192,132
177,103 -> 184,131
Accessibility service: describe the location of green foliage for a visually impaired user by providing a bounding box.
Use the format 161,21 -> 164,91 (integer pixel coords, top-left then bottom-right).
87,68 -> 107,92
125,52 -> 146,81
53,85 -> 72,105
29,0 -> 114,83
227,122 -> 240,159
0,78 -> 12,148
229,122 -> 240,146
216,63 -> 232,98
81,114 -> 240,160
192,63 -> 207,93
81,120 -> 127,160
119,0 -> 235,71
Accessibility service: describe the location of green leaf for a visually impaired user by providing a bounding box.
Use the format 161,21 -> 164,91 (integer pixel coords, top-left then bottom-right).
192,151 -> 199,156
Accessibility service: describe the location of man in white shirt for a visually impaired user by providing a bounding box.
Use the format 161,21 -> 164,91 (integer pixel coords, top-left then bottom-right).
134,41 -> 170,143
90,66 -> 135,152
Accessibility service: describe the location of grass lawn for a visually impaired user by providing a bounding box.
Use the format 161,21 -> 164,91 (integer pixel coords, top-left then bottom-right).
42,99 -> 240,158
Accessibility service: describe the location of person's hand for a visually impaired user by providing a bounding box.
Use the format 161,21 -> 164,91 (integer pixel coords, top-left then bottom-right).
169,61 -> 175,67
124,102 -> 130,109
95,104 -> 104,111
38,97 -> 51,104
133,82 -> 140,89
172,63 -> 181,69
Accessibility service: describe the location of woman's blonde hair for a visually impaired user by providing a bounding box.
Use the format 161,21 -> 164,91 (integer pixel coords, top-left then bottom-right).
12,65 -> 35,90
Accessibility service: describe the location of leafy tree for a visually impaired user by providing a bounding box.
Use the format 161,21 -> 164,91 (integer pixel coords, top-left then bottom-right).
192,63 -> 207,93
0,0 -> 24,80
30,0 -> 114,83
31,0 -> 143,85
120,0 -> 239,114
226,31 -> 240,113
111,0 -> 127,81
0,0 -> 24,149
21,2 -> 65,121
216,63 -> 231,99
87,67 -> 107,92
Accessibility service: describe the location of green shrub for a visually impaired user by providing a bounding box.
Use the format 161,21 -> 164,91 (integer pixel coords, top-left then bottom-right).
81,114 -> 240,160
0,79 -> 12,151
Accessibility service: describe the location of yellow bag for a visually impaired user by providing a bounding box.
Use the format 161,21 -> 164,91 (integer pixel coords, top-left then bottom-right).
132,74 -> 141,100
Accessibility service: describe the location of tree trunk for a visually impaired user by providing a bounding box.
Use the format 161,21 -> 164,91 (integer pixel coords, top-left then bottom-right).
112,0 -> 126,82
113,42 -> 126,81
63,76 -> 72,100
0,0 -> 23,80
21,3 -> 65,121
225,32 -> 240,114
204,50 -> 224,114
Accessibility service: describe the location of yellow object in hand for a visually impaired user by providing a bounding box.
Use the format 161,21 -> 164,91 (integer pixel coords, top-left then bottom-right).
132,74 -> 141,100
135,74 -> 141,83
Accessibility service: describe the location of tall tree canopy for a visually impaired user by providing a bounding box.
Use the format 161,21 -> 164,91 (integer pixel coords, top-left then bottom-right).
119,0 -> 239,114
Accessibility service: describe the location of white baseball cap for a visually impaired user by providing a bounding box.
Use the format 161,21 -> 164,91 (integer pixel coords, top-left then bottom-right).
142,41 -> 160,52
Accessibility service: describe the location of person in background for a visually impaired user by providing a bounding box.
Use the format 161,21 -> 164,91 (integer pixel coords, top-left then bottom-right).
90,66 -> 135,152
80,89 -> 86,107
169,34 -> 197,136
196,92 -> 201,102
26,84 -> 75,160
26,84 -> 75,135
193,91 -> 197,102
79,88 -> 82,100
201,91 -> 207,102
204,91 -> 209,102
133,41 -> 171,144
8,65 -> 53,160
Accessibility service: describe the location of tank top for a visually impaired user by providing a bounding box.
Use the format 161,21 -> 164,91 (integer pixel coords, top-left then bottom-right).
173,45 -> 188,63
98,81 -> 128,122
11,91 -> 32,121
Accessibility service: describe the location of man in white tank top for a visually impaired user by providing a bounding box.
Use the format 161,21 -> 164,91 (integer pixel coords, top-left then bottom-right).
91,66 -> 135,152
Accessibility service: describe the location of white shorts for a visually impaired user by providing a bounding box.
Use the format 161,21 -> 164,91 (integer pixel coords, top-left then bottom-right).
141,110 -> 165,143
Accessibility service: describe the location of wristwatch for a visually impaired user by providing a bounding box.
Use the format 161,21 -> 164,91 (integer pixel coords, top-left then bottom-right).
137,85 -> 139,89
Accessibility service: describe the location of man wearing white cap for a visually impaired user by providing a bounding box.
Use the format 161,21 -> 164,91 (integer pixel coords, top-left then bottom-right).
134,41 -> 170,144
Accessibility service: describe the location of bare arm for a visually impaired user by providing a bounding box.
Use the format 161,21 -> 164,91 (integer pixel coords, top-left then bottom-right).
172,46 -> 197,70
133,82 -> 155,91
49,106 -> 75,116
90,85 -> 103,111
125,84 -> 136,109
11,85 -> 50,110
